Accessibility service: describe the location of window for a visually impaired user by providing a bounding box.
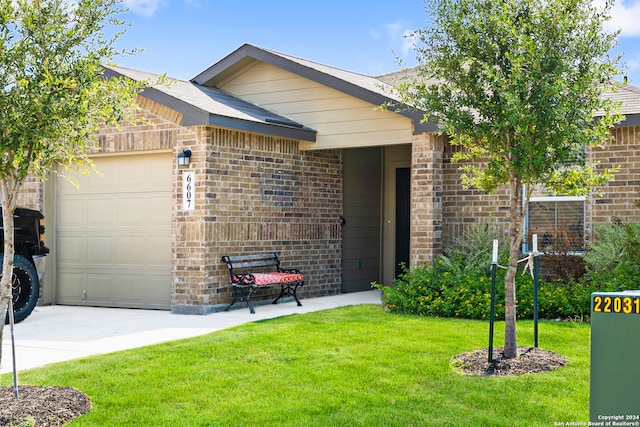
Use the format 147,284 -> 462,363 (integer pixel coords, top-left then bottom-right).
524,196 -> 585,252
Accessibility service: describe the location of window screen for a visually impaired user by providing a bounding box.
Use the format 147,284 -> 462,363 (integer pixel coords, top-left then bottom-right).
527,200 -> 584,251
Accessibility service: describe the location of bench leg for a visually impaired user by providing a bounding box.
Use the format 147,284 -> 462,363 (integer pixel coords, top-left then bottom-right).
273,281 -> 303,307
227,286 -> 257,314
246,287 -> 256,314
292,282 -> 303,306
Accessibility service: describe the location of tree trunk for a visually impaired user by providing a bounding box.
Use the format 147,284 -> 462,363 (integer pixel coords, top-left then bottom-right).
504,176 -> 524,359
0,176 -> 22,369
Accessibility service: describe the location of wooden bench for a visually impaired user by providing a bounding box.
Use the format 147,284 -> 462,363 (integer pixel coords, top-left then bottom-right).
221,252 -> 304,314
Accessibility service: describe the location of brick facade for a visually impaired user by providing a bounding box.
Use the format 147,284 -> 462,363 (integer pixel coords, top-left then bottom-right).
588,125 -> 640,232
431,124 -> 640,256
172,127 -> 343,314
440,140 -> 511,249
410,133 -> 444,264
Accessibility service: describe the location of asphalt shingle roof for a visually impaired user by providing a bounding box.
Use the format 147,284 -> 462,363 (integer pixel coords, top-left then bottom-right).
103,64 -> 317,141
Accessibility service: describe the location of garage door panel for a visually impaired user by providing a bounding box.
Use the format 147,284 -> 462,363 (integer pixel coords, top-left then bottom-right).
127,275 -> 171,307
117,237 -> 147,265
118,161 -> 145,186
117,197 -> 146,225
57,236 -> 86,264
87,198 -> 115,226
116,275 -> 145,301
58,199 -> 86,228
148,236 -> 171,265
89,162 -> 118,190
86,273 -> 114,302
56,273 -> 86,303
87,236 -> 114,265
56,153 -> 172,310
148,198 -> 172,225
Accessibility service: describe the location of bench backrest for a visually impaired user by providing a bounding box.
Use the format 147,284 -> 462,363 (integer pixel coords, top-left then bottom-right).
221,252 -> 282,274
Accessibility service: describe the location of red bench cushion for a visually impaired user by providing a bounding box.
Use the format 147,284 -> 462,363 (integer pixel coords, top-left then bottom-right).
232,272 -> 304,286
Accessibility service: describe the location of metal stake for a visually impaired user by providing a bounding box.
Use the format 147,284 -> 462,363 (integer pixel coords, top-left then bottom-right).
533,234 -> 539,348
488,239 -> 498,363
8,293 -> 19,398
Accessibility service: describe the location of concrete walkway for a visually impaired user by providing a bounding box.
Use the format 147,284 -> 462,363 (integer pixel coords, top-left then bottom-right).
1,290 -> 381,374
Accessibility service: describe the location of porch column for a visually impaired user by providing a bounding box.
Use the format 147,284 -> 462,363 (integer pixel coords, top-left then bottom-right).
410,133 -> 444,265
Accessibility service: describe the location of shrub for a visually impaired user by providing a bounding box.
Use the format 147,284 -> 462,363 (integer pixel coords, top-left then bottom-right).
374,220 -> 640,322
583,221 -> 640,292
446,222 -> 509,274
583,222 -> 628,273
373,260 -> 601,321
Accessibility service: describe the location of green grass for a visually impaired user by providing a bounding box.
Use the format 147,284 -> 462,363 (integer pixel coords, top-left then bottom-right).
2,305 -> 590,426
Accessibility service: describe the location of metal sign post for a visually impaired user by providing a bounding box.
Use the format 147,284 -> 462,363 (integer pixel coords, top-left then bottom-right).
8,293 -> 19,398
532,234 -> 539,348
488,239 -> 498,363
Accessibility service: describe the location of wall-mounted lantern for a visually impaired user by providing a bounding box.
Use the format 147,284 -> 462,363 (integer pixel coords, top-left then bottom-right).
177,149 -> 192,167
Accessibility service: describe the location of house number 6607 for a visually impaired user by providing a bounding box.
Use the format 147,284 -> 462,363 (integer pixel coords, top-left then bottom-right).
182,172 -> 195,211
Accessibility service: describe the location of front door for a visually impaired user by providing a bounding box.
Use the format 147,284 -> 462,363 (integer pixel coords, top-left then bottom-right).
395,168 -> 410,277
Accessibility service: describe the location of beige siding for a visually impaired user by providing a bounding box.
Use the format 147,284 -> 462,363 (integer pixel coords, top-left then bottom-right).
220,62 -> 413,150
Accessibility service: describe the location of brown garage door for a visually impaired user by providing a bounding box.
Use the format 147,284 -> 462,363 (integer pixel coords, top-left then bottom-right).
55,153 -> 172,309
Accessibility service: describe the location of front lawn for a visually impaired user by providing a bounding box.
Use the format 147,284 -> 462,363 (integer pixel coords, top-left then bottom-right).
3,305 -> 590,426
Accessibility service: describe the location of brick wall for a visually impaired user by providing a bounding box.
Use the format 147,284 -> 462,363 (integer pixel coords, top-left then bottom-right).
441,140 -> 511,250
410,133 -> 444,264
172,127 -> 343,314
437,125 -> 640,253
17,176 -> 43,211
588,125 -> 640,234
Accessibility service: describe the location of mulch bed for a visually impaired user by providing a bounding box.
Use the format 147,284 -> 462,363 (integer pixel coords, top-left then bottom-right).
451,346 -> 568,376
0,386 -> 90,427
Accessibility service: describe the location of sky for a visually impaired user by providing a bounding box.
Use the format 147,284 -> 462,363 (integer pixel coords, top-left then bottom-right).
114,0 -> 640,85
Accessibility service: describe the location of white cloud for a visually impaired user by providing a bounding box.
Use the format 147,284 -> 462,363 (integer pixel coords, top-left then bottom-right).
123,0 -> 166,18
378,20 -> 416,56
596,0 -> 640,37
385,21 -> 408,41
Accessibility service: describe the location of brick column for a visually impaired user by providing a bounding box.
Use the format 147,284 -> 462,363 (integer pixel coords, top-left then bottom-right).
410,133 -> 444,265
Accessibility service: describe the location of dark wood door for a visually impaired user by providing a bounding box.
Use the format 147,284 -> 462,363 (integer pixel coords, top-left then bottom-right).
395,168 -> 410,277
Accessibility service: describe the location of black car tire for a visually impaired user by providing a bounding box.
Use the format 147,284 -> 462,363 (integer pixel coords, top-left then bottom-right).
3,253 -> 39,324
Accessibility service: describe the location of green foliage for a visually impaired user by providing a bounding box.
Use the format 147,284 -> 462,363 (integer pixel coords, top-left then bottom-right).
0,0 -> 144,184
583,222 -> 628,272
583,221 -> 640,290
375,220 -> 640,322
442,222 -> 508,274
373,260 -> 596,321
9,306 -> 592,425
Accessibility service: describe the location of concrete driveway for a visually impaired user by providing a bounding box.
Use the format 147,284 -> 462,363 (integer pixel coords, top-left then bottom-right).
1,290 -> 381,374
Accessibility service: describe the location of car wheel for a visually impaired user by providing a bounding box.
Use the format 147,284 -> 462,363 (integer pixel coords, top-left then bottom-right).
3,254 -> 39,324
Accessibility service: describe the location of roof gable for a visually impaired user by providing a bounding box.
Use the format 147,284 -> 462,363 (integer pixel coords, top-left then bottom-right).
191,44 -> 437,133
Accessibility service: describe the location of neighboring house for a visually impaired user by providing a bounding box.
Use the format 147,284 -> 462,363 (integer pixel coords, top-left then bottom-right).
18,43 -> 640,314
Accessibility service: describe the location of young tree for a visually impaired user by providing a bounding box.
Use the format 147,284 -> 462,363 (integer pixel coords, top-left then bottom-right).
395,0 -> 622,358
0,0 -> 143,366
